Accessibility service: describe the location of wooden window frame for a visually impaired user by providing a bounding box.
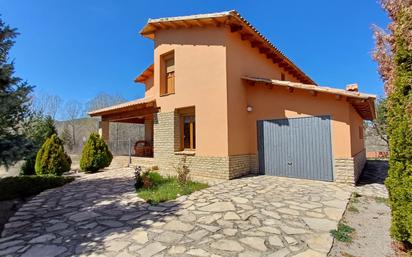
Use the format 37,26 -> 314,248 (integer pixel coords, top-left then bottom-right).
160,52 -> 175,96
359,126 -> 364,140
281,73 -> 286,81
180,114 -> 196,151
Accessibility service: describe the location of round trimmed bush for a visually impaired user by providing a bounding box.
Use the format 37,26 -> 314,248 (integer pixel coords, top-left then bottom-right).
35,134 -> 71,176
80,133 -> 113,172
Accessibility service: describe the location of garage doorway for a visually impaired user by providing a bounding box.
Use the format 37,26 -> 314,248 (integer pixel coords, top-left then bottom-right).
257,115 -> 333,181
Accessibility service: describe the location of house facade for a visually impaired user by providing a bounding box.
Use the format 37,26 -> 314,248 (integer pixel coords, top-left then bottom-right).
89,11 -> 376,184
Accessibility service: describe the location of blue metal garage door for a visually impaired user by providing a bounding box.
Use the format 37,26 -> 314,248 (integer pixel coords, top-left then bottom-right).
257,115 -> 333,181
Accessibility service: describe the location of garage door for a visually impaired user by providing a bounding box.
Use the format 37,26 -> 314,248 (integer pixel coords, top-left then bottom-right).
257,115 -> 333,181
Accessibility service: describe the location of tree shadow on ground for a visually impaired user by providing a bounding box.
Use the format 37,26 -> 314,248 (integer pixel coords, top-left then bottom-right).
357,160 -> 389,186
1,171 -> 184,257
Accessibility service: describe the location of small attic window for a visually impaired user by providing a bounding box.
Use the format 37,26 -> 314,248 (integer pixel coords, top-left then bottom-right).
281,73 -> 285,81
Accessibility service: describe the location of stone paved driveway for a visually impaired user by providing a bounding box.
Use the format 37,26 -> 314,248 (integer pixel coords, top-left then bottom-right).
0,168 -> 351,257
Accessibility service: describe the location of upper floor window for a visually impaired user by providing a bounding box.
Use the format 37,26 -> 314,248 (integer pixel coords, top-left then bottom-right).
281,73 -> 285,81
161,52 -> 175,96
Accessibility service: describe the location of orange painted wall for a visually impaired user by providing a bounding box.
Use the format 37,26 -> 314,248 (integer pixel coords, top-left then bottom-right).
146,26 -> 364,159
144,75 -> 154,98
245,86 -> 353,158
225,29 -> 354,158
152,27 -> 229,156
349,105 -> 365,156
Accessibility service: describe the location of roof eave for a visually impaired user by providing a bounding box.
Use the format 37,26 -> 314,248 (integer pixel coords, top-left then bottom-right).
138,10 -> 316,85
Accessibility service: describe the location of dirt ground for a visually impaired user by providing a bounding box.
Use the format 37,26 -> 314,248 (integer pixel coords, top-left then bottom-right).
329,194 -> 394,257
0,161 -> 23,178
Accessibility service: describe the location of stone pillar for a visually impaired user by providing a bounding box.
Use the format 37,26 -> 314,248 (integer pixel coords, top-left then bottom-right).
99,121 -> 110,142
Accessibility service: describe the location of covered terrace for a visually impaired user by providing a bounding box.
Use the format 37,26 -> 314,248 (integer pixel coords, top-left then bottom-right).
88,97 -> 158,158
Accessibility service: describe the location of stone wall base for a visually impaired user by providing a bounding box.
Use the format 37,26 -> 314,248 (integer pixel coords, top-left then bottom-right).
334,149 -> 366,185
152,111 -> 258,182
152,154 -> 257,182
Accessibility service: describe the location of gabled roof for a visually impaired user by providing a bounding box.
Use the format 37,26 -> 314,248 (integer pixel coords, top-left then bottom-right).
135,64 -> 154,83
140,10 -> 315,85
242,76 -> 376,120
88,97 -> 155,116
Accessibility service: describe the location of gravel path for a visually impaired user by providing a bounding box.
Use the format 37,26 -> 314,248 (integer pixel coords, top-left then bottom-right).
329,160 -> 394,257
328,195 -> 393,257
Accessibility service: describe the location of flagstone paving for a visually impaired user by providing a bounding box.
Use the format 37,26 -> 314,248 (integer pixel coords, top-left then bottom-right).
0,168 -> 353,257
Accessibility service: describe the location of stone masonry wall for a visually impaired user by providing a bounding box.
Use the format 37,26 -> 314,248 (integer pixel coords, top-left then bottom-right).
353,149 -> 366,182
153,111 -> 256,182
334,149 -> 366,185
229,155 -> 258,179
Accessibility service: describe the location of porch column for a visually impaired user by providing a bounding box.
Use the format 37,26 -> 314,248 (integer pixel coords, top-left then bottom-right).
144,118 -> 153,145
99,121 -> 110,142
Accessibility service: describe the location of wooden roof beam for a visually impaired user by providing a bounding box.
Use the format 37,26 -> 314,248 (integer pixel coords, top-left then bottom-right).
210,18 -> 222,27
167,21 -> 178,29
240,33 -> 254,41
177,20 -> 192,28
229,23 -> 243,32
251,41 -> 263,48
155,22 -> 170,29
192,19 -> 205,27
259,47 -> 271,54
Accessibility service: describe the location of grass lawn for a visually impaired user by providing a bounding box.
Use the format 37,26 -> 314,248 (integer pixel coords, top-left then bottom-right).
136,172 -> 208,204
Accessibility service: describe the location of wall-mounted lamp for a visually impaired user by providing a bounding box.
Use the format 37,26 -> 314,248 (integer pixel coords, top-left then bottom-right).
246,105 -> 253,112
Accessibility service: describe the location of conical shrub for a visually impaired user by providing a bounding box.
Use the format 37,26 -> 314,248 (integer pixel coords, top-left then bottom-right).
35,134 -> 71,176
80,133 -> 113,172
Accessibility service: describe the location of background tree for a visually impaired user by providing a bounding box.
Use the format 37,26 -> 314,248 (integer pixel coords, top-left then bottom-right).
0,17 -> 33,167
64,100 -> 83,146
32,92 -> 62,119
20,114 -> 57,175
86,92 -> 126,145
60,124 -> 73,151
370,97 -> 389,146
373,0 -> 412,245
86,92 -> 126,112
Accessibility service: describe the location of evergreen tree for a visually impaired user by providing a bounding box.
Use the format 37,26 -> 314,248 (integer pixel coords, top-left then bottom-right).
80,133 -> 112,172
373,0 -> 412,244
0,17 -> 33,167
21,114 -> 57,175
35,134 -> 71,176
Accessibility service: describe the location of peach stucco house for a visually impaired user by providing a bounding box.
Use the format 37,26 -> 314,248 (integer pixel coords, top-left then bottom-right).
89,11 -> 376,184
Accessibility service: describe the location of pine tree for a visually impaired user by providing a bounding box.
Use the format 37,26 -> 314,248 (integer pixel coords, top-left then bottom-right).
0,17 -> 33,167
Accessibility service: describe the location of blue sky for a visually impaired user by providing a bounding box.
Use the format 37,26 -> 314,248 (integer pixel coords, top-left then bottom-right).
1,0 -> 389,106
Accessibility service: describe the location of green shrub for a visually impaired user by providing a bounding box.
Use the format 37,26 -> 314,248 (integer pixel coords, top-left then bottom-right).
35,134 -> 71,176
80,133 -> 113,172
0,176 -> 74,201
384,22 -> 412,244
20,157 -> 36,175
